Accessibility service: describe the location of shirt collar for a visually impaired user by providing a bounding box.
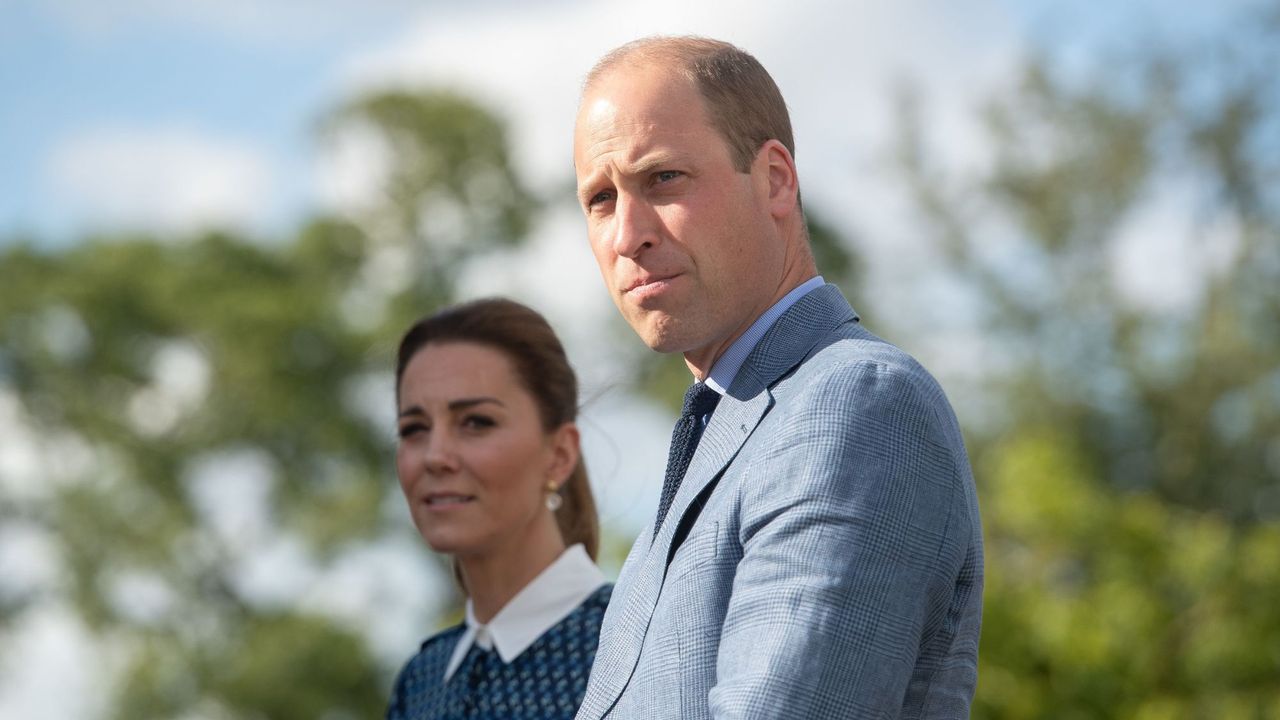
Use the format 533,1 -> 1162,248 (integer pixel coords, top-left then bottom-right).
443,544 -> 606,681
704,276 -> 825,395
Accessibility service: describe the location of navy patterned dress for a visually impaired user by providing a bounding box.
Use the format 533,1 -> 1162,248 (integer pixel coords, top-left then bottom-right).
387,584 -> 612,720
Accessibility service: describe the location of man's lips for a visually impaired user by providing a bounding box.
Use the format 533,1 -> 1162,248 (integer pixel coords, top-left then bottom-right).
623,273 -> 680,295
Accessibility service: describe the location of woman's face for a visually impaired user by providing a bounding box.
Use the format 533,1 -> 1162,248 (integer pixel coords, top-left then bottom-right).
395,341 -> 577,559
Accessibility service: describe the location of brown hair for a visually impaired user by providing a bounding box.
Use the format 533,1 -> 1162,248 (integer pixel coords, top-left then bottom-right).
584,35 -> 796,173
395,298 -> 600,564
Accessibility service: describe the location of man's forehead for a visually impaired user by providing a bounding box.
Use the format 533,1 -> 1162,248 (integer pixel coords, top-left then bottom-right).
578,70 -> 706,139
574,109 -> 716,177
581,61 -> 698,113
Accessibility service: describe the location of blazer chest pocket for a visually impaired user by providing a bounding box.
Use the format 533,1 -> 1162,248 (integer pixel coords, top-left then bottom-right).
665,520 -> 720,584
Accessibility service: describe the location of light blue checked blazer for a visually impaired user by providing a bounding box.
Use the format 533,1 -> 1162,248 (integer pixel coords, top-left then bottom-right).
577,285 -> 983,719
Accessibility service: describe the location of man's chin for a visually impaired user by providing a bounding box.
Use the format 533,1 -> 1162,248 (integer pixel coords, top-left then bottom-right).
636,325 -> 698,355
623,307 -> 705,354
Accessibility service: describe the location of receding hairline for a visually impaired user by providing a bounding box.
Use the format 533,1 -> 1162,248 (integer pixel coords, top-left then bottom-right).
580,35 -> 797,168
582,35 -> 738,96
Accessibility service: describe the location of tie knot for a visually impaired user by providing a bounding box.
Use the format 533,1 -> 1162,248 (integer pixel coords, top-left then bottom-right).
681,382 -> 721,420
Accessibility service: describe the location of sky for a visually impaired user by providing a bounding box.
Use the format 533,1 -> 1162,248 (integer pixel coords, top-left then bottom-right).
0,0 -> 1250,243
0,1 -> 1257,717
2,0 -> 1010,241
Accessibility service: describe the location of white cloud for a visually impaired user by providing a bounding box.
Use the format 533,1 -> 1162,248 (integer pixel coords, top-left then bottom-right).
46,127 -> 274,236
330,0 -> 1016,207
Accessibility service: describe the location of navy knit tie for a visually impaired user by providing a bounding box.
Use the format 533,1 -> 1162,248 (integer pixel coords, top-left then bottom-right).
654,382 -> 721,539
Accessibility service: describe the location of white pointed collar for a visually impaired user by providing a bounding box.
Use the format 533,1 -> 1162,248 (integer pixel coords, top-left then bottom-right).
443,544 -> 606,682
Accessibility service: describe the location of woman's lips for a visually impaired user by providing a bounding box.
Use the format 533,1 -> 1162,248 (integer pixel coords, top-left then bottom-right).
424,494 -> 475,509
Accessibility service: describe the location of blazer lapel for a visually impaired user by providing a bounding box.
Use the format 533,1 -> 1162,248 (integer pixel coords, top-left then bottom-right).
654,285 -> 858,565
578,392 -> 770,720
578,285 -> 859,719
656,391 -> 770,551
729,284 -> 858,396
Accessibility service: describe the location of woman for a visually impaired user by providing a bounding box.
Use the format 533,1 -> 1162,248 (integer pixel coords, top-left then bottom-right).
387,298 -> 611,720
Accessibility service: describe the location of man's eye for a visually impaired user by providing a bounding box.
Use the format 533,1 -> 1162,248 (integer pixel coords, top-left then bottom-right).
589,189 -> 614,207
655,170 -> 682,183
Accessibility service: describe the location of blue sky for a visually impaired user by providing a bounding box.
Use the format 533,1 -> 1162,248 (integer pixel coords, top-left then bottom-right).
1,1 -> 412,240
1,0 -> 1254,242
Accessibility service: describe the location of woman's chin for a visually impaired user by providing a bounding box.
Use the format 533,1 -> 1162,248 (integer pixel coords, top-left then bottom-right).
420,529 -> 489,558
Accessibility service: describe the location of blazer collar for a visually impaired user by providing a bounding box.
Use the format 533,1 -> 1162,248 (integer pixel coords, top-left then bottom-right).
727,283 -> 859,401
578,285 -> 859,719
666,284 -> 858,549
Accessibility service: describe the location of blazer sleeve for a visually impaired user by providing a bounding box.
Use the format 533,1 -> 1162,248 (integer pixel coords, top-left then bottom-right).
708,359 -> 977,718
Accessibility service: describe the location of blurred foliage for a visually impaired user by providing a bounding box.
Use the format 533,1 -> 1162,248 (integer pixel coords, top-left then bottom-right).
885,4 -> 1280,716
0,91 -> 535,718
976,430 -> 1280,718
895,6 -> 1280,523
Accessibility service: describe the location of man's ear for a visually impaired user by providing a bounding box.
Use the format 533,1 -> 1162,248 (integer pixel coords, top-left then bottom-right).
546,421 -> 581,486
754,139 -> 800,220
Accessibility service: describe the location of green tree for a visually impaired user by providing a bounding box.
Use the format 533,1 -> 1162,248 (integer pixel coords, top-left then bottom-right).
0,90 -> 535,719
977,430 -> 1280,718
891,3 -> 1280,715
895,4 -> 1280,522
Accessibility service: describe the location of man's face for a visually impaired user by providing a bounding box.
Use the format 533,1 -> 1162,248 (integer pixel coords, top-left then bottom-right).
573,64 -> 786,361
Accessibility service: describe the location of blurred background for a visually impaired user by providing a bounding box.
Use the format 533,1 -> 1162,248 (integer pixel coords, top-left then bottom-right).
2,0 -> 1278,718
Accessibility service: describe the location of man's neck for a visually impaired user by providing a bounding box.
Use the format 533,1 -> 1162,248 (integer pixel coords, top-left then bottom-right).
683,271 -> 821,382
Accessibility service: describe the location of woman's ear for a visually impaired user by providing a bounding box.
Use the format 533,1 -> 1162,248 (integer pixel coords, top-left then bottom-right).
546,422 -> 581,486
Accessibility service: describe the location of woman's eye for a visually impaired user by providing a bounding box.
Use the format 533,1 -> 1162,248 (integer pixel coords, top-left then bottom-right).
462,415 -> 496,430
397,422 -> 427,439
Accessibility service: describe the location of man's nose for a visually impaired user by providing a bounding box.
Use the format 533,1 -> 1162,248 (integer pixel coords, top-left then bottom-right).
611,194 -> 659,259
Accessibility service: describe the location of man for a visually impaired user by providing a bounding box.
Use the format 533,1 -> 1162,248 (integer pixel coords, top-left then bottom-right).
573,36 -> 983,719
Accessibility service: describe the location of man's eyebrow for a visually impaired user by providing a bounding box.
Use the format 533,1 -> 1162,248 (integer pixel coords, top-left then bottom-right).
577,153 -> 688,201
629,153 -> 683,176
577,179 -> 604,204
396,397 -> 504,419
